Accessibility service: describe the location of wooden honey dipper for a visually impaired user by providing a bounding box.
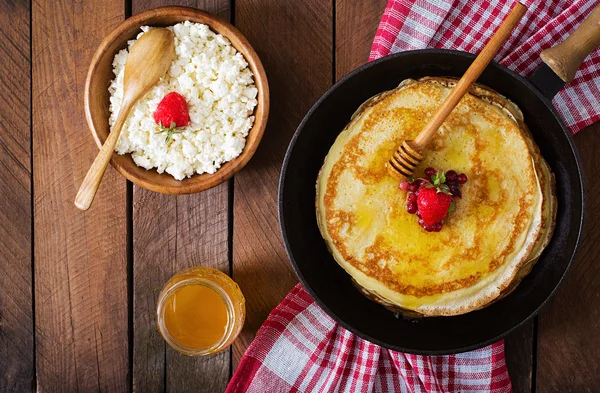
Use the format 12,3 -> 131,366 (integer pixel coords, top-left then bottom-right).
388,2 -> 527,180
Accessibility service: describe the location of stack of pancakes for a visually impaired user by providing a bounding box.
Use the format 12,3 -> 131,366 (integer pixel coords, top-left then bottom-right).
316,77 -> 556,317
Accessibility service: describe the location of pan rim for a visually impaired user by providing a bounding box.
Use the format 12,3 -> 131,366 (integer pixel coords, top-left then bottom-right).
278,48 -> 586,354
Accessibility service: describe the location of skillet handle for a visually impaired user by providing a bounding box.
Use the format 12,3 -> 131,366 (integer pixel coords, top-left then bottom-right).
540,4 -> 600,83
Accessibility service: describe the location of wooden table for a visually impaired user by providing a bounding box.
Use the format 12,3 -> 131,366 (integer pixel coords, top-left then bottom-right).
2,0 -> 599,392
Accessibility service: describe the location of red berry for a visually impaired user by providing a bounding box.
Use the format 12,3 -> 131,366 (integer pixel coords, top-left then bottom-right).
418,218 -> 426,227
399,181 -> 409,191
154,92 -> 190,128
422,221 -> 443,232
458,173 -> 468,184
406,202 -> 418,214
417,187 -> 453,226
408,182 -> 419,192
416,210 -> 421,218
425,167 -> 436,177
448,181 -> 462,198
407,192 -> 417,203
446,170 -> 457,180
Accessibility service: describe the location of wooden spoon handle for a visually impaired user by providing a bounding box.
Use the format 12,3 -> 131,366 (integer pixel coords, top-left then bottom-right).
74,105 -> 130,210
540,4 -> 600,83
413,2 -> 527,148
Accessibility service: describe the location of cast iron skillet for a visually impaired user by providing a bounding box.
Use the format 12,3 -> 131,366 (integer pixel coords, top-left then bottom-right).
279,14 -> 598,353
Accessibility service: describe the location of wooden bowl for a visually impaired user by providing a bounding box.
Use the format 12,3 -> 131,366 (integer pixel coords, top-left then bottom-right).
85,6 -> 269,194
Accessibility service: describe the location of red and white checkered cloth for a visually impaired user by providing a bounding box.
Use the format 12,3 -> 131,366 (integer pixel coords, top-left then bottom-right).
226,284 -> 511,393
370,0 -> 600,134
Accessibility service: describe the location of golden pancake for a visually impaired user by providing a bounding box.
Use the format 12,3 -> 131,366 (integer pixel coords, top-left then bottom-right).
316,77 -> 556,316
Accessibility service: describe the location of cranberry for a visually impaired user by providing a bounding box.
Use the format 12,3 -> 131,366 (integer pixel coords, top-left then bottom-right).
406,202 -> 418,214
424,223 -> 440,232
424,167 -> 436,177
445,170 -> 457,180
448,182 -> 462,198
408,182 -> 419,192
458,173 -> 468,184
399,181 -> 409,191
407,192 -> 417,203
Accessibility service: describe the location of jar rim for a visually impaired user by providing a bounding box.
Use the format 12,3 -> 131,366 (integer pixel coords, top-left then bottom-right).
156,277 -> 235,356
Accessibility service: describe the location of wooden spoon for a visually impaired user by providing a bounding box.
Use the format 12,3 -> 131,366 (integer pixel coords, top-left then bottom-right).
75,28 -> 175,210
387,2 -> 527,180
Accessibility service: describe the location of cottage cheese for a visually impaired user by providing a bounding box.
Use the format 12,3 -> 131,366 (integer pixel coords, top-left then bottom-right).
108,21 -> 258,180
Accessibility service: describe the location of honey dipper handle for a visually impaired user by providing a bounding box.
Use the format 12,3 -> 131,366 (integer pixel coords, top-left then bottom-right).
540,4 -> 600,83
413,2 -> 527,148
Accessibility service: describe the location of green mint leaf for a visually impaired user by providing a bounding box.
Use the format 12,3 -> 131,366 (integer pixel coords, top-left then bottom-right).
432,171 -> 446,185
438,171 -> 446,184
448,200 -> 456,213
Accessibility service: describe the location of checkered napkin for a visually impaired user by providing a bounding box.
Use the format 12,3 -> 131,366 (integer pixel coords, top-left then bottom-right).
371,0 -> 600,134
225,284 -> 511,393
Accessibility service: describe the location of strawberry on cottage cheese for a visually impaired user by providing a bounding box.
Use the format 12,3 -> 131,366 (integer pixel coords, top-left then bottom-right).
108,21 -> 258,180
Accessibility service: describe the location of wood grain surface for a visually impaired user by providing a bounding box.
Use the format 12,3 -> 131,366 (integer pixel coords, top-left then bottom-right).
505,322 -> 535,393
32,0 -> 129,392
130,1 -> 232,392
535,122 -> 600,393
232,0 -> 333,368
335,0 -> 387,80
4,0 -> 599,391
0,0 -> 33,392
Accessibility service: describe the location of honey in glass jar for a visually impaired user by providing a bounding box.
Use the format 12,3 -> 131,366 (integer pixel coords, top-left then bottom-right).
157,267 -> 245,356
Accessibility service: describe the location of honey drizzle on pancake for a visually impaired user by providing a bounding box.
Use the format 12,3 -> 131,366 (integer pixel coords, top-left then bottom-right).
316,78 -> 552,315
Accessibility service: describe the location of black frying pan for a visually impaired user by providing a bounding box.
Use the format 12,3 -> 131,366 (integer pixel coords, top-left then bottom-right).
279,7 -> 599,354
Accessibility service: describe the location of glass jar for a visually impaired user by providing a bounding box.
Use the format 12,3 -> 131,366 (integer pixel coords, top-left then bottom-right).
157,267 -> 245,356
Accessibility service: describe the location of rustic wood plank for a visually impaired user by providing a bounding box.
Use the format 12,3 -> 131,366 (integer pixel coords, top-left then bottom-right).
505,322 -> 534,393
335,0 -> 387,80
32,0 -> 129,392
132,190 -> 174,393
0,0 -> 33,392
131,2 -> 231,393
535,122 -> 600,393
232,0 -> 333,368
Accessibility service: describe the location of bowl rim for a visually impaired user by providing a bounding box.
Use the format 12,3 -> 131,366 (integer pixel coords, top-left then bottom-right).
84,6 -> 270,194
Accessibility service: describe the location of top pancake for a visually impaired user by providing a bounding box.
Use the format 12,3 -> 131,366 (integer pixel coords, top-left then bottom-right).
316,77 -> 553,316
